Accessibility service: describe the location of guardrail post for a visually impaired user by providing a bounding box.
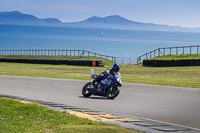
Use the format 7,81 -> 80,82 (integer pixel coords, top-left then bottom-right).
150,52 -> 152,58
163,48 -> 165,55
190,46 -> 192,54
197,46 -> 199,54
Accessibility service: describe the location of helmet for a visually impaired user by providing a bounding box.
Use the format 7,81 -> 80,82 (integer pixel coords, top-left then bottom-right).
113,63 -> 120,72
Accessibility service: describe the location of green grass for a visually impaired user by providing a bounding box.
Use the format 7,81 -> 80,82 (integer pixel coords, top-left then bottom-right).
121,64 -> 200,88
149,54 -> 200,60
0,98 -> 139,133
0,55 -> 200,88
0,62 -> 199,88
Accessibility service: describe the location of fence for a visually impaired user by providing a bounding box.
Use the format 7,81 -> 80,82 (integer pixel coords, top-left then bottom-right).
137,45 -> 200,64
115,57 -> 137,64
0,49 -> 116,62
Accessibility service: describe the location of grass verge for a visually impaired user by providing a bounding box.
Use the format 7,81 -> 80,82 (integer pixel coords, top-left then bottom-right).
149,54 -> 200,60
0,62 -> 199,88
0,55 -> 200,88
0,98 -> 139,133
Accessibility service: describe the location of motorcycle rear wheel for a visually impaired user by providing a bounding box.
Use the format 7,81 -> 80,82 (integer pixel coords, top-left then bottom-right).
82,82 -> 93,97
106,86 -> 120,99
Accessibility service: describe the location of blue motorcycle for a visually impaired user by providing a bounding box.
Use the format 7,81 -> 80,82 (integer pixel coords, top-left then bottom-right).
82,69 -> 122,99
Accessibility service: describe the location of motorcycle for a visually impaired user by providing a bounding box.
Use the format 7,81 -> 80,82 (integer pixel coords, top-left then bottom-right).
82,69 -> 122,99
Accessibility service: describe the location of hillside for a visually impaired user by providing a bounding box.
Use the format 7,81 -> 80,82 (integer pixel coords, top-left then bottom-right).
0,11 -> 61,25
0,11 -> 199,32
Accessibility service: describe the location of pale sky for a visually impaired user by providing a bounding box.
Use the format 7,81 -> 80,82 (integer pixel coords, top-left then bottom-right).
1,0 -> 200,28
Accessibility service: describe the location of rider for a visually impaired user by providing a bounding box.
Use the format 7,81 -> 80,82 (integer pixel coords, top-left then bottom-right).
92,63 -> 120,86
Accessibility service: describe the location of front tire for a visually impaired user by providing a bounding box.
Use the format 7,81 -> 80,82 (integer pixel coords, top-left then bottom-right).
106,86 -> 120,99
82,82 -> 93,97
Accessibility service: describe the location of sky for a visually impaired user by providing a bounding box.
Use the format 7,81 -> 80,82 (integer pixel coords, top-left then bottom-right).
1,0 -> 200,28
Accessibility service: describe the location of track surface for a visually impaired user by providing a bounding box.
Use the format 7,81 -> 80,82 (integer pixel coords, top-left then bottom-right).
0,75 -> 199,130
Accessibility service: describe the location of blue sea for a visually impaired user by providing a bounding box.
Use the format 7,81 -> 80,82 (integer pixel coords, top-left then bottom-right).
1,24 -> 200,63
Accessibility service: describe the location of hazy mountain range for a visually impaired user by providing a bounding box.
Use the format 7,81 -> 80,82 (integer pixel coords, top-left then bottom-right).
0,11 -> 199,32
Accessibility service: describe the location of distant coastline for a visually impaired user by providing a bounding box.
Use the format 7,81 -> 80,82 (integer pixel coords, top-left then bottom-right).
0,11 -> 200,32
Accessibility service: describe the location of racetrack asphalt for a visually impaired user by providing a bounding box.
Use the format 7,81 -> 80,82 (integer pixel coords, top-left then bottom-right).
0,75 -> 200,130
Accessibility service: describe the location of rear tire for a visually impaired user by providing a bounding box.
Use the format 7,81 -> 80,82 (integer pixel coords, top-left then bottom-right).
106,86 -> 120,99
82,82 -> 93,97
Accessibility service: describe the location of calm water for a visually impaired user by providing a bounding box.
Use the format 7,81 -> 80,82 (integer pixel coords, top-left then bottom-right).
1,24 -> 200,62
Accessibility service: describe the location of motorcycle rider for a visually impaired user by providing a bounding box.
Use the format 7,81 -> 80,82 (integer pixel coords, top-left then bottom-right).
92,63 -> 120,86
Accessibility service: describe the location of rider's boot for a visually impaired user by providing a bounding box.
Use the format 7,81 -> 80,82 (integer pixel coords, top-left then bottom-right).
92,74 -> 103,87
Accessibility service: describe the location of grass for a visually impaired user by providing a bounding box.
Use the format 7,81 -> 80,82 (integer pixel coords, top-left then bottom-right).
0,98 -> 139,133
149,54 -> 200,60
0,55 -> 200,88
0,62 -> 199,88
121,64 -> 200,88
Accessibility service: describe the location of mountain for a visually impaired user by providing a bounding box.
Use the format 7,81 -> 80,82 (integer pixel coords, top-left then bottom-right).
0,11 -> 62,25
64,15 -> 196,32
0,11 -> 199,32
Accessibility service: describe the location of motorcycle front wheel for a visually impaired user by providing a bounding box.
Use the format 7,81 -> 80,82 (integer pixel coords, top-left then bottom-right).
82,82 -> 93,97
106,86 -> 120,99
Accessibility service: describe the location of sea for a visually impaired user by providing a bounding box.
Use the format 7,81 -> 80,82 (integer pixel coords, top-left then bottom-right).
1,24 -> 200,64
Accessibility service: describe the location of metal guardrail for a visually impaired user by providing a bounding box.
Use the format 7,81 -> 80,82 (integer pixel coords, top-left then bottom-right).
137,45 -> 200,64
2,46 -> 198,65
0,49 -> 138,64
0,49 -> 116,62
115,57 -> 137,64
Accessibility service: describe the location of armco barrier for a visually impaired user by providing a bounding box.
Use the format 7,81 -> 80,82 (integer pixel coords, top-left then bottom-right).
0,58 -> 104,67
143,59 -> 200,67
